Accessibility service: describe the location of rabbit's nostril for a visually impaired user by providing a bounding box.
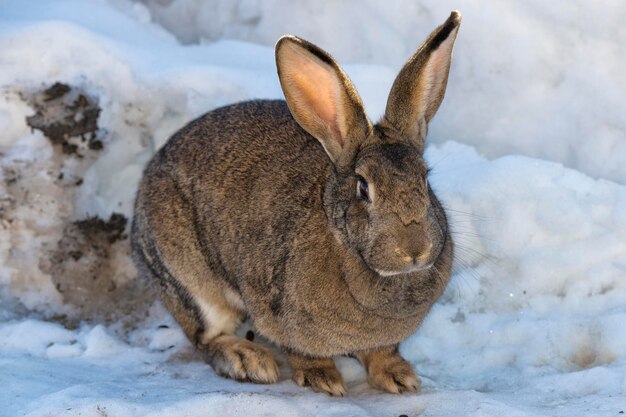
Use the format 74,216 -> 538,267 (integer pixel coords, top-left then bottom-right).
414,244 -> 433,265
418,241 -> 434,260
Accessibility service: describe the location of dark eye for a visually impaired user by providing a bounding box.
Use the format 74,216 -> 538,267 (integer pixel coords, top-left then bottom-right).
357,177 -> 370,202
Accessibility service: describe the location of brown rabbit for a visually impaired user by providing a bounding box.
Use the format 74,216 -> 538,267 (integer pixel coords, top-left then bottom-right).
131,11 -> 461,396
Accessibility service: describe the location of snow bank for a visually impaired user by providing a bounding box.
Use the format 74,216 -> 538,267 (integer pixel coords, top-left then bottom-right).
420,142 -> 626,385
1,0 -> 625,416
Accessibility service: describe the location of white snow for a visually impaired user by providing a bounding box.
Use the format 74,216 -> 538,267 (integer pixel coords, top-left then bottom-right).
1,0 -> 625,416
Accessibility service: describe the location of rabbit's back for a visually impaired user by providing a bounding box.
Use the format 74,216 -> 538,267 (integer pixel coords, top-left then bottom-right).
155,99 -> 327,193
137,98 -> 331,277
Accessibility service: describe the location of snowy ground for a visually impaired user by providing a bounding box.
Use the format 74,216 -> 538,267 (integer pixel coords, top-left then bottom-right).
1,0 -> 625,416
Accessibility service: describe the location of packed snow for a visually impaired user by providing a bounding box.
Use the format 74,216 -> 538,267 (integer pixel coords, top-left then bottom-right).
1,0 -> 625,416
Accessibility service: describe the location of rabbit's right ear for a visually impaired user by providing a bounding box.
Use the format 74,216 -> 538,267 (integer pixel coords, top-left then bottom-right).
276,36 -> 371,165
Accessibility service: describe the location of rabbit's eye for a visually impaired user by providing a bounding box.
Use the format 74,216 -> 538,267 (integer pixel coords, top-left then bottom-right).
357,177 -> 370,202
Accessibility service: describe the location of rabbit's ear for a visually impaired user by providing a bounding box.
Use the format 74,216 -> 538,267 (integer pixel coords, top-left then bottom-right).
382,11 -> 461,150
276,36 -> 370,164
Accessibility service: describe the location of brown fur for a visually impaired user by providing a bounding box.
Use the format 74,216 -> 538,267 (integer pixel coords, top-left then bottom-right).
131,11 -> 461,395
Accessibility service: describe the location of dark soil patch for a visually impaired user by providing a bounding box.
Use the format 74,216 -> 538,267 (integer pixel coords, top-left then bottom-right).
45,213 -> 153,322
75,212 -> 128,244
25,82 -> 103,156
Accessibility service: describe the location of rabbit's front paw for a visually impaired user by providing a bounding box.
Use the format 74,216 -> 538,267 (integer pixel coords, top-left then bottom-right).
358,347 -> 421,394
206,335 -> 279,384
288,354 -> 347,396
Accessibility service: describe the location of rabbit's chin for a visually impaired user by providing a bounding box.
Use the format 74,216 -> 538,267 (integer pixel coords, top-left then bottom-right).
374,263 -> 435,278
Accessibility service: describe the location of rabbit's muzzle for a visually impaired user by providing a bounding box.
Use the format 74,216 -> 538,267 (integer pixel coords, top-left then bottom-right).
367,212 -> 445,278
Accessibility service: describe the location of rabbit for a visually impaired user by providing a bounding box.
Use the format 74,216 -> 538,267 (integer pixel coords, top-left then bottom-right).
131,11 -> 460,396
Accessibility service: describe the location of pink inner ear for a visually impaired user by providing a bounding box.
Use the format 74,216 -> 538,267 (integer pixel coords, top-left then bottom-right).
281,43 -> 345,145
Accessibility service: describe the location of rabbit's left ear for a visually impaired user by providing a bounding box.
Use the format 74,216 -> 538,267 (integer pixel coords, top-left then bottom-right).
276,35 -> 371,166
382,11 -> 461,150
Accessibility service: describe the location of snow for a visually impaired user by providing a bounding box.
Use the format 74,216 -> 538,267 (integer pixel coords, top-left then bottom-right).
1,0 -> 625,416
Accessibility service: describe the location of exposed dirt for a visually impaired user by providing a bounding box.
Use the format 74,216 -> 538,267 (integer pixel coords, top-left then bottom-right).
44,212 -> 152,323
5,82 -> 153,326
74,212 -> 128,245
25,82 -> 103,156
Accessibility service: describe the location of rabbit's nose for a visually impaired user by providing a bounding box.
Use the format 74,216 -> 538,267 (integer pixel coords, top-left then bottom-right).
398,223 -> 433,266
398,243 -> 433,265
